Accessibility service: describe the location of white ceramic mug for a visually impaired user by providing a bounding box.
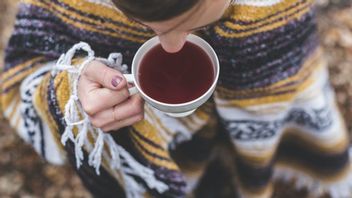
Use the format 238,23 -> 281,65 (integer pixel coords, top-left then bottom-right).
124,34 -> 220,117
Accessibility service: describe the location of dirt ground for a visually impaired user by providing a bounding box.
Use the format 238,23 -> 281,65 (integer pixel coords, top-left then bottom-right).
0,0 -> 352,197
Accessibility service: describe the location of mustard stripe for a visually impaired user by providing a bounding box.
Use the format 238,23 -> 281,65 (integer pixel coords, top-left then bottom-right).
56,0 -> 128,24
1,90 -> 17,110
219,76 -> 314,107
23,0 -> 152,43
283,125 -> 350,154
131,135 -> 178,170
54,72 -> 70,114
235,148 -> 276,166
15,114 -> 21,130
234,121 -> 348,166
185,115 -> 206,131
33,74 -> 60,141
217,63 -> 322,104
215,6 -> 310,38
46,0 -> 153,37
216,48 -> 323,98
2,64 -> 43,90
216,68 -> 312,100
234,118 -> 348,167
53,71 -> 75,147
195,110 -> 210,121
176,117 -> 194,132
260,49 -> 322,90
133,120 -> 167,149
144,107 -> 174,137
226,0 -> 310,31
130,132 -> 171,160
276,158 -> 351,182
2,57 -> 44,81
8,96 -> 21,122
57,0 -> 151,33
231,0 -> 309,21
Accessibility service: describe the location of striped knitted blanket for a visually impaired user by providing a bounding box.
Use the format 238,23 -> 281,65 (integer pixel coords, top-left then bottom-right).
1,0 -> 351,197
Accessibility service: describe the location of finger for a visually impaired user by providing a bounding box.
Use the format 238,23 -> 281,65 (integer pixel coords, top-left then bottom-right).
102,113 -> 144,132
113,94 -> 144,121
78,78 -> 130,115
89,94 -> 144,127
82,60 -> 127,90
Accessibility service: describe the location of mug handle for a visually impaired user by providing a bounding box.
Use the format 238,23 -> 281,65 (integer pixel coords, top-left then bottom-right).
123,74 -> 138,95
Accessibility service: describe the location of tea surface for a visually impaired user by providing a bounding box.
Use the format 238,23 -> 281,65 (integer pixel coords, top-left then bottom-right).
139,42 -> 214,104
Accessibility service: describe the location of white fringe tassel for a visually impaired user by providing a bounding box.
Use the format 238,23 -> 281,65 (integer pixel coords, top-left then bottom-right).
53,42 -> 168,197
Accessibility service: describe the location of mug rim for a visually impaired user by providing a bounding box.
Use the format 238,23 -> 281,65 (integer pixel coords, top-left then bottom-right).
131,34 -> 220,107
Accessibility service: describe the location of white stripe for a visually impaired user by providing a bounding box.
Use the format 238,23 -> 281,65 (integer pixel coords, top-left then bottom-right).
19,62 -> 65,165
216,101 -> 289,121
42,122 -> 66,165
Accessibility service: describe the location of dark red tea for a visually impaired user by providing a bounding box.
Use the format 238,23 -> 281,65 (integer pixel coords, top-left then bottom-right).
138,41 -> 214,104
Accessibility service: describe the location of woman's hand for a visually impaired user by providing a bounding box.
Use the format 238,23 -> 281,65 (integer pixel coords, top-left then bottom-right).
78,60 -> 144,132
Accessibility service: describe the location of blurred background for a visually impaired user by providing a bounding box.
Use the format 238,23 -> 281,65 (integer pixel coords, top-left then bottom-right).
1,0 -> 352,197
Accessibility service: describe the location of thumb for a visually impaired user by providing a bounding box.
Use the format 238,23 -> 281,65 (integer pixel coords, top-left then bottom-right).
82,60 -> 127,90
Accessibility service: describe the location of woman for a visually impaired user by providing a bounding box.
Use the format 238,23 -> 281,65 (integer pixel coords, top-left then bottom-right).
2,0 -> 351,197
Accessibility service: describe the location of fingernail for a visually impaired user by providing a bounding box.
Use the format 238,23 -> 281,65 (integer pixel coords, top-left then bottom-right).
111,76 -> 122,87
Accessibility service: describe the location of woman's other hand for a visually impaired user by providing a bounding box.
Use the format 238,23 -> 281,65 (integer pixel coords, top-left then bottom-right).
78,60 -> 144,132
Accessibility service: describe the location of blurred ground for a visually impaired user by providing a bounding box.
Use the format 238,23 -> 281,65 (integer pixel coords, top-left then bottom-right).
1,0 -> 352,197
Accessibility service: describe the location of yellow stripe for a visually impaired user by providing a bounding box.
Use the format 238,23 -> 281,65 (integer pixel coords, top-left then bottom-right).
144,109 -> 172,143
131,133 -> 178,170
177,117 -> 195,132
1,58 -> 44,115
8,96 -> 21,122
144,107 -> 174,137
2,64 -> 42,90
49,0 -> 153,37
130,131 -> 171,160
133,141 -> 178,170
235,148 -> 276,166
283,125 -> 350,154
237,120 -> 349,166
132,120 -> 179,169
216,48 -> 324,100
194,109 -> 210,122
1,90 -> 18,111
33,73 -> 62,149
230,0 -> 309,21
58,0 -> 150,31
261,49 -> 323,90
226,0 -> 311,31
15,114 -> 21,130
216,6 -> 310,38
186,115 -> 208,132
53,71 -> 74,145
219,75 -> 314,107
2,57 -> 44,80
54,71 -> 71,114
58,0 -> 127,24
216,63 -> 315,100
132,120 -> 168,149
23,0 -> 153,43
276,157 -> 351,182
